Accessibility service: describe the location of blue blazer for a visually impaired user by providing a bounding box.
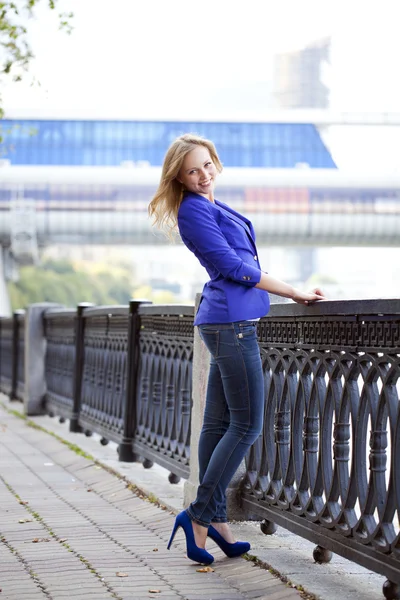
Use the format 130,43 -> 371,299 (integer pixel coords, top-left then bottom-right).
178,192 -> 270,325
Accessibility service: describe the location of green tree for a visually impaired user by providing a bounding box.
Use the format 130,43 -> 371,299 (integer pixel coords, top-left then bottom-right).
0,1 -> 73,118
7,259 -> 135,310
42,258 -> 76,274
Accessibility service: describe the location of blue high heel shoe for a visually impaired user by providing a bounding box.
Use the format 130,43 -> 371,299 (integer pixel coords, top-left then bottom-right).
207,524 -> 250,558
167,511 -> 214,565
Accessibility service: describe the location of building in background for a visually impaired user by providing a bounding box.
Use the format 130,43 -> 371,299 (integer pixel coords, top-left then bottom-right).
0,116 -> 335,168
273,37 -> 332,280
273,37 -> 331,109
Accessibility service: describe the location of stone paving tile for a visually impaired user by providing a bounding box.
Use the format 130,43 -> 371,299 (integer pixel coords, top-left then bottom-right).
0,545 -> 47,600
51,595 -> 113,599
0,406 -> 304,600
255,590 -> 301,600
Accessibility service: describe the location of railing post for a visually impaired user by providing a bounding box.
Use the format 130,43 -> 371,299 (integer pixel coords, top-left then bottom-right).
183,295 -> 209,507
70,303 -> 93,433
24,303 -> 62,415
10,310 -> 22,400
118,299 -> 150,462
184,294 -> 255,519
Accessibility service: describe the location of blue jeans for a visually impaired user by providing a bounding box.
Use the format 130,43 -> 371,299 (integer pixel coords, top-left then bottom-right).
187,321 -> 264,528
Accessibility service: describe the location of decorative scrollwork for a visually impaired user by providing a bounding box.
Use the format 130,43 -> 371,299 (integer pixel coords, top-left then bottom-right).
79,313 -> 128,441
242,304 -> 400,587
15,315 -> 25,400
0,318 -> 13,395
134,313 -> 193,479
44,314 -> 76,418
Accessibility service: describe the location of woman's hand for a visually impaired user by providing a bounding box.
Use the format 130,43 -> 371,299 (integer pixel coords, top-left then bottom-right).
292,287 -> 326,305
255,273 -> 327,304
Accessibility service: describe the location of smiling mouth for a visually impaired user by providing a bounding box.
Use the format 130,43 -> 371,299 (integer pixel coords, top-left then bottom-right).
200,180 -> 211,186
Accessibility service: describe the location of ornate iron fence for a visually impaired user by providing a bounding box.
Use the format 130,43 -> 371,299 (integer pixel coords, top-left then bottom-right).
133,304 -> 194,481
14,310 -> 25,401
0,316 -> 13,395
241,299 -> 400,598
78,305 -> 129,444
44,308 -> 77,421
41,301 -> 194,482
0,310 -> 25,400
2,297 -> 399,595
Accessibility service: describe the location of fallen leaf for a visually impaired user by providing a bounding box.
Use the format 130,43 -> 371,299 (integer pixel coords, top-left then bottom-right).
149,590 -> 161,594
87,489 -> 92,492
152,548 -> 158,552
18,518 -> 32,524
32,538 -> 50,543
19,501 -> 29,505
196,566 -> 215,573
116,572 -> 128,577
59,538 -> 67,543
32,538 -> 39,543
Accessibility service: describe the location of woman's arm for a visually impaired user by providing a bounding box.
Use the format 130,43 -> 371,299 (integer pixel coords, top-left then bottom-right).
178,198 -> 261,287
255,272 -> 325,305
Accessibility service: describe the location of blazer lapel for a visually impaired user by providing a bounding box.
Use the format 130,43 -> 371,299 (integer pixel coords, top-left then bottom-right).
215,199 -> 257,249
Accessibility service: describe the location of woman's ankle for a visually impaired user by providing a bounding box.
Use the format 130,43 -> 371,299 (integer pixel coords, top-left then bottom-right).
210,522 -> 236,543
192,521 -> 208,548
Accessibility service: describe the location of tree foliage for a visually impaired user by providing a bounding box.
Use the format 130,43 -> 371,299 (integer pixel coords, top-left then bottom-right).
7,258 -> 135,310
0,0 -> 73,117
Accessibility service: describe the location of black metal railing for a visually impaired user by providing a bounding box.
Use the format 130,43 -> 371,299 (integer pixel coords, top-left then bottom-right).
44,308 -> 77,420
0,310 -> 25,400
1,298 -> 400,596
41,300 -> 194,482
133,305 -> 194,481
78,305 -> 129,443
14,310 -> 25,401
0,316 -> 13,395
241,299 -> 400,597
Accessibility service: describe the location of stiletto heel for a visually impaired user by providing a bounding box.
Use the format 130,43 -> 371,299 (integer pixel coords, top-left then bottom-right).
167,521 -> 179,550
207,524 -> 250,558
167,511 -> 214,565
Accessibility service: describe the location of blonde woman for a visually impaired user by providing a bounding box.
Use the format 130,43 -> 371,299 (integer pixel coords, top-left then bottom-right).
149,133 -> 324,565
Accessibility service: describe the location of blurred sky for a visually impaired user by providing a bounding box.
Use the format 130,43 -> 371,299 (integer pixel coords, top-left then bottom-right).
2,0 -> 399,295
3,0 -> 400,117
2,0 -> 400,171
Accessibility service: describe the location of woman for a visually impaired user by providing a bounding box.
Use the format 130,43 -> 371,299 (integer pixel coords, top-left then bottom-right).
149,133 -> 325,565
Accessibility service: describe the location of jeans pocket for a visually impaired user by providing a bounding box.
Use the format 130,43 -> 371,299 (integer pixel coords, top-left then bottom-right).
199,328 -> 220,358
236,322 -> 257,339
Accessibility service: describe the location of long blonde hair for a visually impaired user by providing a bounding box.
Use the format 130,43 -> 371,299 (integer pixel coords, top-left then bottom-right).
148,133 -> 223,237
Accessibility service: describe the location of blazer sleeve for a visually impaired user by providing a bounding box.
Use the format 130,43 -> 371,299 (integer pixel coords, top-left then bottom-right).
178,198 -> 261,287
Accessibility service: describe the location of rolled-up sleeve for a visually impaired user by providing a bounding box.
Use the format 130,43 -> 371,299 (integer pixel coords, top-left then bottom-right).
178,199 -> 261,287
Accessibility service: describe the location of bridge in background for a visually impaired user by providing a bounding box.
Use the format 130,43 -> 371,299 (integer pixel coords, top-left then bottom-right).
1,110 -> 399,315
1,165 -> 399,250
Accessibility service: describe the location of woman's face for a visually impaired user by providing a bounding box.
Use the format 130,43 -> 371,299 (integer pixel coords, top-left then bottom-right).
177,146 -> 218,201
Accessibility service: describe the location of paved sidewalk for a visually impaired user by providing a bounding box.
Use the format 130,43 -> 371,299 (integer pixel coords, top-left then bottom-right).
0,396 -> 387,600
0,403 -> 305,600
